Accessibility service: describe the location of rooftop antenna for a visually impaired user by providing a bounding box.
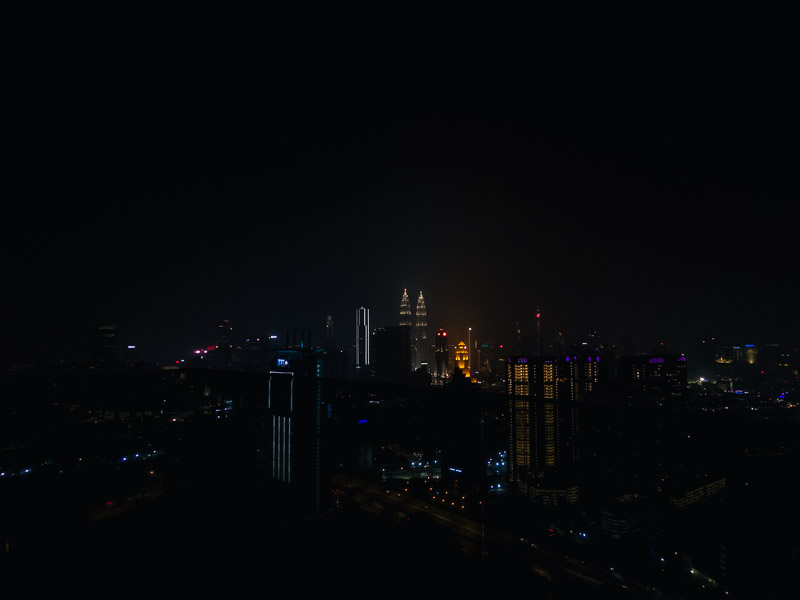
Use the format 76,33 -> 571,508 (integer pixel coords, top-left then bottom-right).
536,306 -> 541,356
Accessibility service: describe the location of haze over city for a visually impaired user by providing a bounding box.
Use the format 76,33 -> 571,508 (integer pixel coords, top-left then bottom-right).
5,115 -> 796,368
3,69 -> 799,599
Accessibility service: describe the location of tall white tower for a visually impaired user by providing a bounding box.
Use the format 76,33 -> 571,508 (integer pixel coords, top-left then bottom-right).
414,291 -> 428,369
399,289 -> 412,327
355,306 -> 370,373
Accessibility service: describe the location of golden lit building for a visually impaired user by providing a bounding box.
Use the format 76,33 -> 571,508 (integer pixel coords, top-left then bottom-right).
507,355 -> 603,502
455,341 -> 470,379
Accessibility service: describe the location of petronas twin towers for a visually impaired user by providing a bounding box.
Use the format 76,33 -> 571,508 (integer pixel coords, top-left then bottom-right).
400,288 -> 428,370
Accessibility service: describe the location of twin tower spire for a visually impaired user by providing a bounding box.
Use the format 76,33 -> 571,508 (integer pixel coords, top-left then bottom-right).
400,288 -> 428,369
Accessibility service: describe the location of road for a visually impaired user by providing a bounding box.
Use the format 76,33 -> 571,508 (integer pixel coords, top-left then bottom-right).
332,473 -> 634,597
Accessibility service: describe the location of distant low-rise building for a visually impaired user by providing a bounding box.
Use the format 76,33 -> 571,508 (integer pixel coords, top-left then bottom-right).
658,473 -> 726,510
617,354 -> 687,402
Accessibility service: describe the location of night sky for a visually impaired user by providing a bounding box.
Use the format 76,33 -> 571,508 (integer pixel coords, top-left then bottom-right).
5,107 -> 797,366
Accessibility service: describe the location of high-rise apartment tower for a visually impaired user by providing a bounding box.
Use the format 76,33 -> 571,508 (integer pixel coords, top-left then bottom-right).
507,354 -> 603,502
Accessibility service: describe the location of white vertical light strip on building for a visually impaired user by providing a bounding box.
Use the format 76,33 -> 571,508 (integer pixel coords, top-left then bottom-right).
272,415 -> 293,483
355,308 -> 361,369
365,307 -> 370,366
282,416 -> 287,481
287,417 -> 291,484
271,371 -> 295,482
272,415 -> 276,478
281,416 -> 285,481
279,416 -> 284,481
273,415 -> 289,481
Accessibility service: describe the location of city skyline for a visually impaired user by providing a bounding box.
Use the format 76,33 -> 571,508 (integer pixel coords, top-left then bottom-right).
23,292 -> 797,370
4,116 -> 797,368
3,44 -> 798,597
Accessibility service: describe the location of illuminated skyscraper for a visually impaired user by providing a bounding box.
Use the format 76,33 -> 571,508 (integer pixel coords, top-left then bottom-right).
355,307 -> 370,374
399,288 -> 415,368
399,289 -> 412,327
507,355 -> 604,504
267,347 -> 332,517
455,341 -> 470,379
414,291 -> 428,369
